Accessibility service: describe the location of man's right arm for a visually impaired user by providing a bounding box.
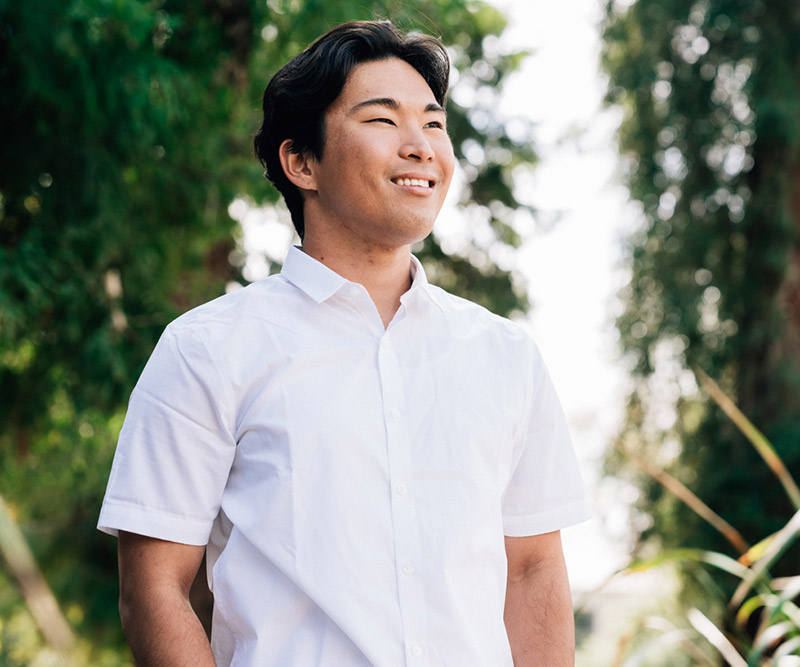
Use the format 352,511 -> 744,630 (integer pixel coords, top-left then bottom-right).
118,531 -> 215,666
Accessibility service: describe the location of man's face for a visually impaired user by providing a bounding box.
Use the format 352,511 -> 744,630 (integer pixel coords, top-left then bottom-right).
304,57 -> 455,250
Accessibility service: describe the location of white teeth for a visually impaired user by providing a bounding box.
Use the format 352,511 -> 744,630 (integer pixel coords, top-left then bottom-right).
395,178 -> 432,187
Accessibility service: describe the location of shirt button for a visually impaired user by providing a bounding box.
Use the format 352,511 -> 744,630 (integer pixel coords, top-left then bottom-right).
411,645 -> 423,658
390,408 -> 401,419
402,563 -> 415,575
396,483 -> 408,496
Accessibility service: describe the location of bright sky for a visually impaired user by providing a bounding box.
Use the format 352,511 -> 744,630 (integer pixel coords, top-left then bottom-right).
488,0 -> 639,589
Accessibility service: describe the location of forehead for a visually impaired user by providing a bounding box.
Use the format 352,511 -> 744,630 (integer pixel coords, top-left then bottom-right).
331,57 -> 439,111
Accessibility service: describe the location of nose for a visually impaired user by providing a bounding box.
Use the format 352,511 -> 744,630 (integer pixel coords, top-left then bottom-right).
400,127 -> 434,162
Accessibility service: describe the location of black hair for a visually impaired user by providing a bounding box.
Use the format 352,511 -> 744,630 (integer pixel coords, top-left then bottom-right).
253,20 -> 450,238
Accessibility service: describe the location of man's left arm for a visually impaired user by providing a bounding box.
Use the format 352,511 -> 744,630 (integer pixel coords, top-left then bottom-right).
504,530 -> 575,666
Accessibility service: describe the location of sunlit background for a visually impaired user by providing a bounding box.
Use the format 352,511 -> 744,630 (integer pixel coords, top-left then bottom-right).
3,0 -> 800,664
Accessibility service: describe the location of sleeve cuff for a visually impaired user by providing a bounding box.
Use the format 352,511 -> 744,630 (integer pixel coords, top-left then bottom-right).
97,500 -> 213,546
503,498 -> 592,537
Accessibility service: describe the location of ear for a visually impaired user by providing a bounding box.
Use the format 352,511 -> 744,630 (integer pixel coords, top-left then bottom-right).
278,139 -> 318,192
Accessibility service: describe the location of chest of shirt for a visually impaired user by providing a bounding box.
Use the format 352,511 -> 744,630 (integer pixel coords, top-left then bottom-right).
210,304 -> 527,532
229,319 -> 520,474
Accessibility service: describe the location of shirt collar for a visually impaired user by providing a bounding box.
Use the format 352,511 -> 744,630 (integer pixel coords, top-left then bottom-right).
403,253 -> 438,307
280,245 -> 348,303
281,245 -> 437,308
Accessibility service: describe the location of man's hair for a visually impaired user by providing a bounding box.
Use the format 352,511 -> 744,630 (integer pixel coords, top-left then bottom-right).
253,20 -> 450,238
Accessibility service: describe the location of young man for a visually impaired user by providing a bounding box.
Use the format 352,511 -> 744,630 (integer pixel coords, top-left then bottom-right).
98,20 -> 590,666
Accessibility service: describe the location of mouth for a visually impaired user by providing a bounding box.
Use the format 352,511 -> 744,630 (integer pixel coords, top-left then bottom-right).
391,177 -> 435,189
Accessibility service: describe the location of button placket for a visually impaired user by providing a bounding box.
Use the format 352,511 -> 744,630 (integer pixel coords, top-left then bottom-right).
377,332 -> 429,663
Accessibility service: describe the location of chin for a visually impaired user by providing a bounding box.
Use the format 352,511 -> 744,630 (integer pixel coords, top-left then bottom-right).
395,223 -> 435,248
400,212 -> 437,236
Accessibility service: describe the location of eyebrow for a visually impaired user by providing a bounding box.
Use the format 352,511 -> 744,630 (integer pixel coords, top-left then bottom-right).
349,97 -> 446,115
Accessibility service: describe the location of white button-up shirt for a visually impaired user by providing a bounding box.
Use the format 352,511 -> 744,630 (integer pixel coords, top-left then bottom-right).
99,246 -> 590,666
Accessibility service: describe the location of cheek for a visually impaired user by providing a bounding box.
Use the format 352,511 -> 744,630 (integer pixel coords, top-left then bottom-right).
439,143 -> 456,183
343,137 -> 384,177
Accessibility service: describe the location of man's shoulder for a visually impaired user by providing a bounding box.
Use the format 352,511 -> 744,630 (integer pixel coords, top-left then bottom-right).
424,283 -> 528,341
165,274 -> 290,344
420,284 -> 549,387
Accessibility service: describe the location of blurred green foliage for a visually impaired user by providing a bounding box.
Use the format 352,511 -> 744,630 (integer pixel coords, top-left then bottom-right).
0,0 -> 535,661
614,372 -> 799,665
602,0 -> 800,589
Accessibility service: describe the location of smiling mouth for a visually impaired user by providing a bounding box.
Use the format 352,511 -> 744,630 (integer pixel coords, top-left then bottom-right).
392,177 -> 434,188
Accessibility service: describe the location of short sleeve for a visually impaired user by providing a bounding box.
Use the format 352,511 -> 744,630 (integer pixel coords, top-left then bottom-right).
97,324 -> 237,545
501,338 -> 591,536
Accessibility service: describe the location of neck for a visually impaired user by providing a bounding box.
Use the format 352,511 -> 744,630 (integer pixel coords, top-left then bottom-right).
301,233 -> 413,329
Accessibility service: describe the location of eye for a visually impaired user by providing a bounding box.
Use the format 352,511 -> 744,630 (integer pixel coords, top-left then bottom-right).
425,120 -> 445,129
368,117 -> 396,125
